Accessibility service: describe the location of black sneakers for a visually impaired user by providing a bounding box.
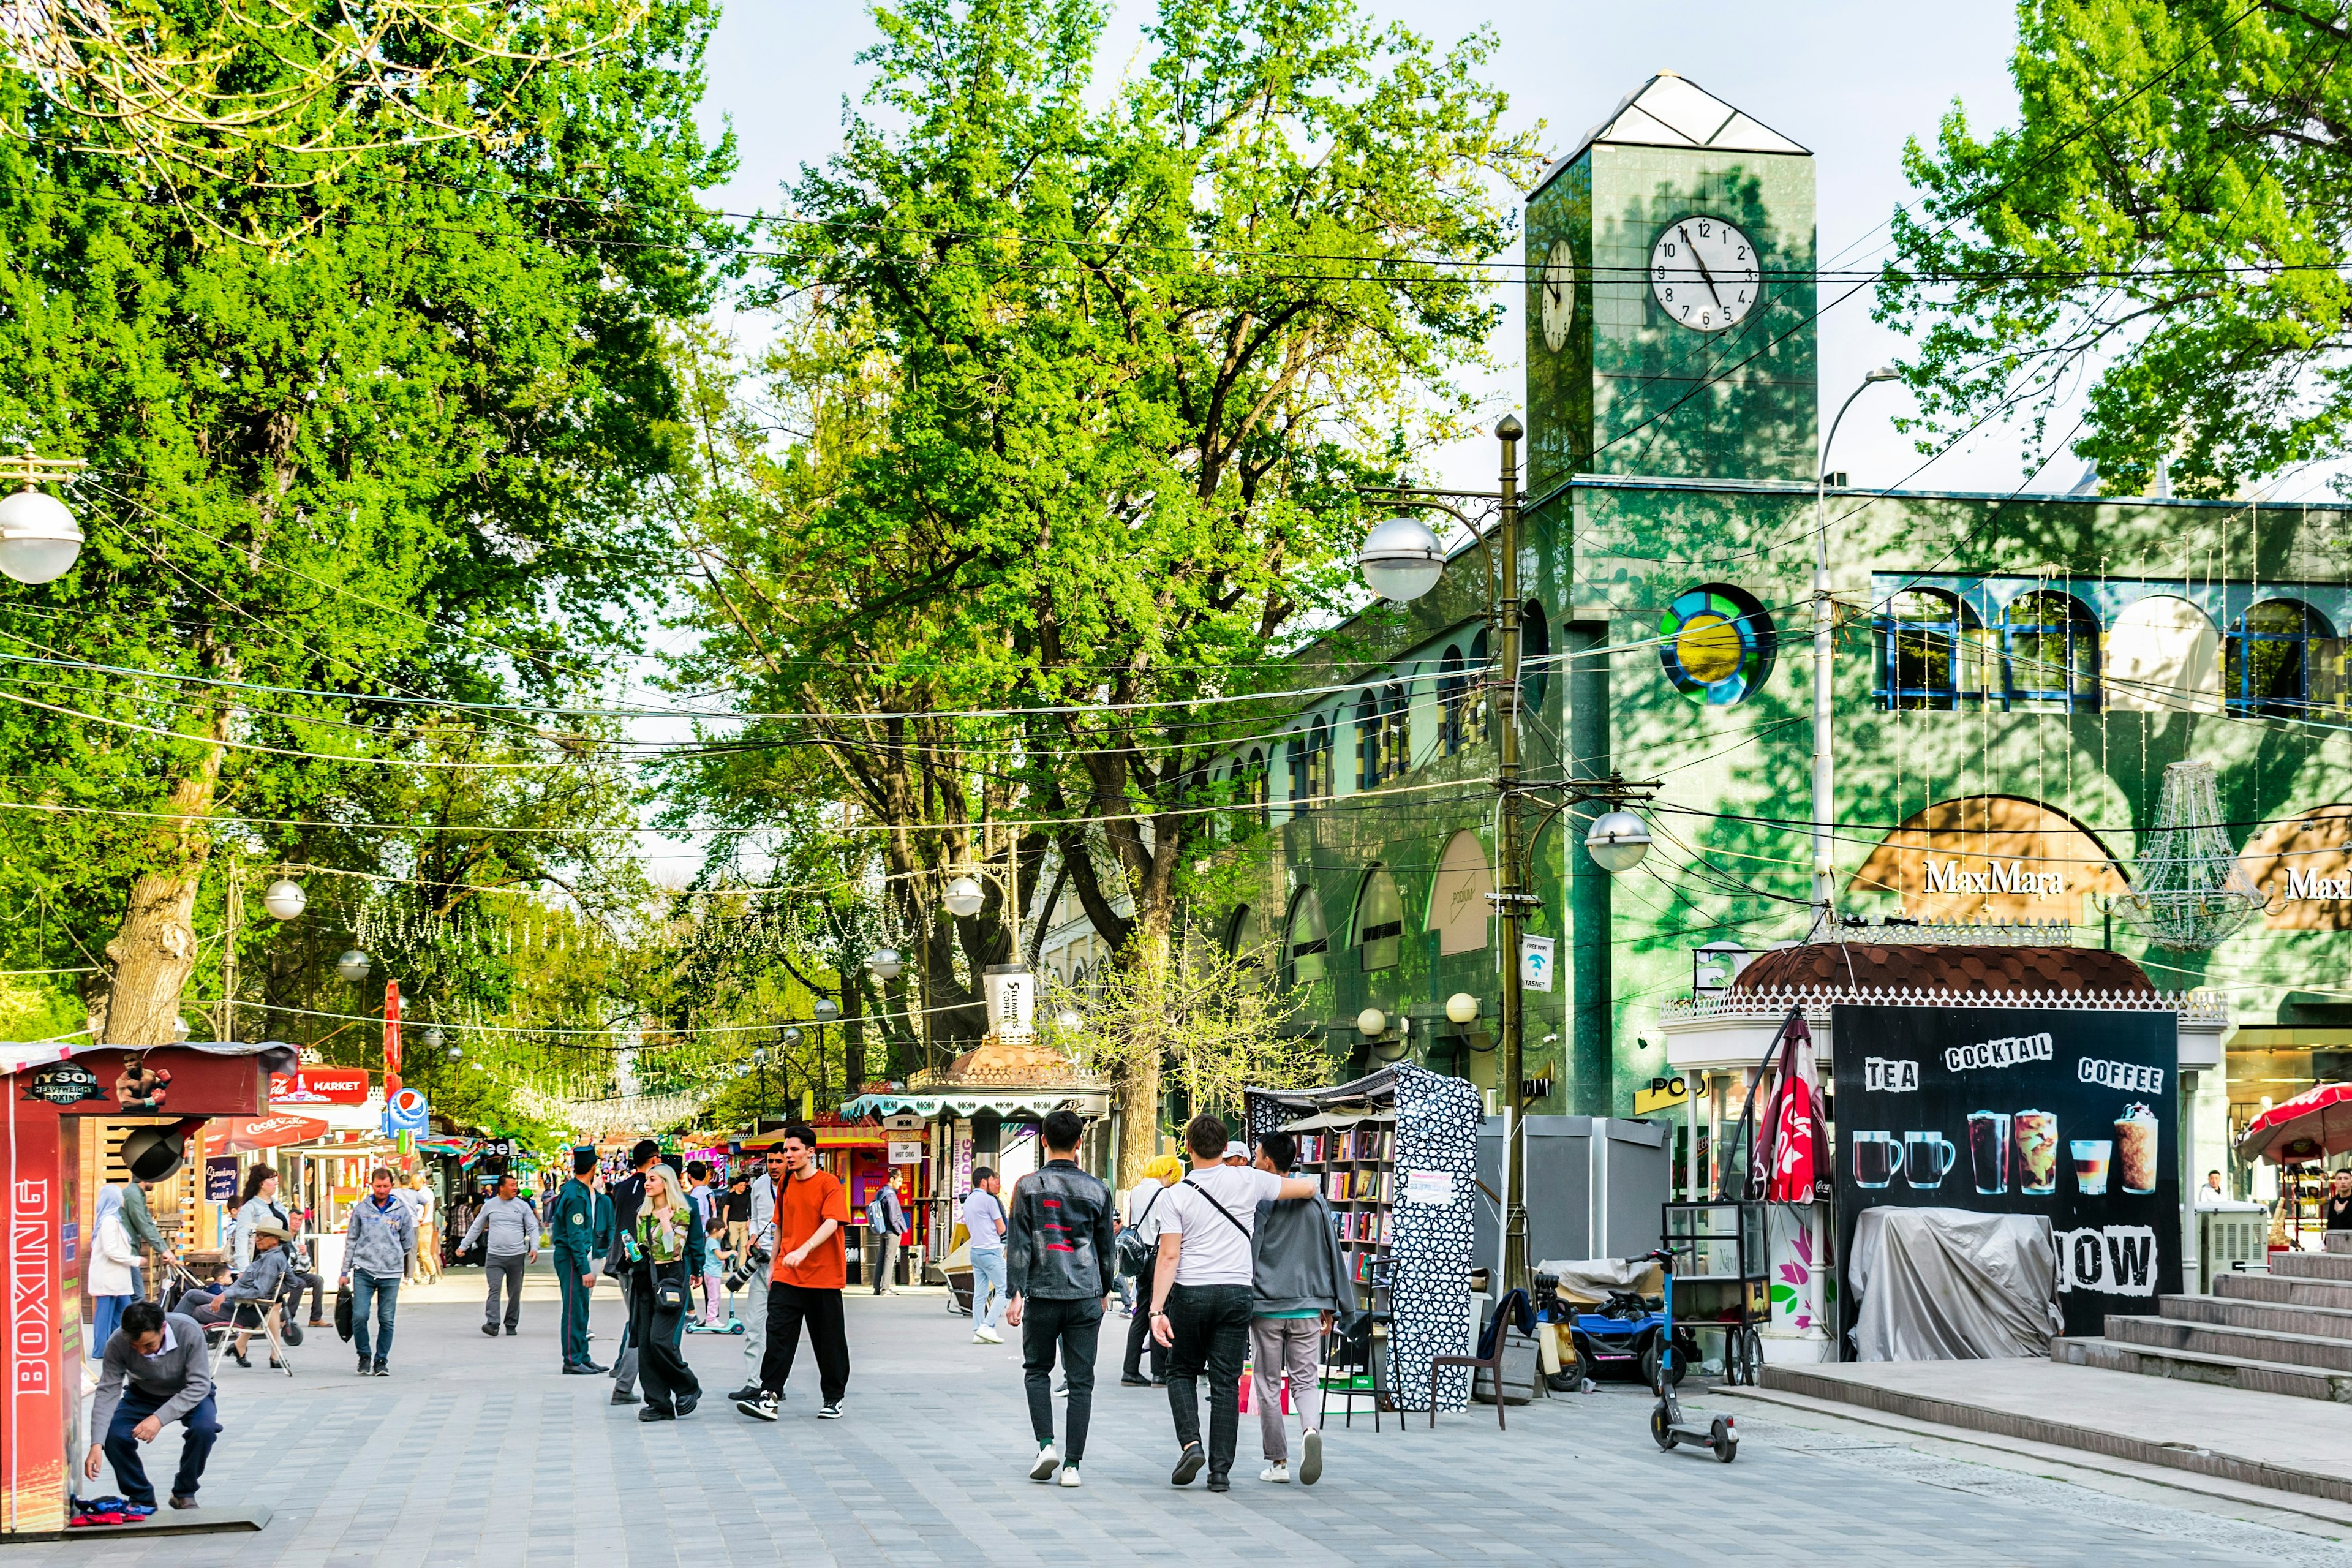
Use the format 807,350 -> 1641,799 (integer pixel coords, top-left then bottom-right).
818,1401 -> 843,1420
737,1392 -> 780,1422
1170,1444 -> 1205,1487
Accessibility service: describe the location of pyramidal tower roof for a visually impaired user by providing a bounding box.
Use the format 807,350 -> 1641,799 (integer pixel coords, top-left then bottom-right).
1534,73 -> 1808,194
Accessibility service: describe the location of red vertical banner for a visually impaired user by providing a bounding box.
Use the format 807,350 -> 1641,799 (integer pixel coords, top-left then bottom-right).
1,1095 -> 66,1534
383,980 -> 401,1098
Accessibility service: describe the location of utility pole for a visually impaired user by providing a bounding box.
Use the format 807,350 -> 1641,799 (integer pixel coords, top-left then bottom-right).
1491,415 -> 1534,1300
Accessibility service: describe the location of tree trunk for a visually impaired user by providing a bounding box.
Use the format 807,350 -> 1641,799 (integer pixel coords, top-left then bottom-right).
91,756 -> 224,1045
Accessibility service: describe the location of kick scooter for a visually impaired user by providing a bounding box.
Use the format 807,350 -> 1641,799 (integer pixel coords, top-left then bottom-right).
1644,1245 -> 1736,1463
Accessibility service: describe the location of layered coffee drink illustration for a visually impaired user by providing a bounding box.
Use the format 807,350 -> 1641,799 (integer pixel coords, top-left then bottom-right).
2013,1110 -> 2058,1196
2116,1102 -> 2159,1194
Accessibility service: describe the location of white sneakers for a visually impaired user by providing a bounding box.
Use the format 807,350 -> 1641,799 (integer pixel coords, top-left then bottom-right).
1058,1464 -> 1082,1488
973,1327 -> 1004,1344
1030,1443 -> 1060,1482
1260,1462 -> 1290,1483
1299,1428 -> 1322,1487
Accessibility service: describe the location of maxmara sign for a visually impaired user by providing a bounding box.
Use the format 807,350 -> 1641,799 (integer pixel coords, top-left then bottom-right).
1920,858 -> 2068,899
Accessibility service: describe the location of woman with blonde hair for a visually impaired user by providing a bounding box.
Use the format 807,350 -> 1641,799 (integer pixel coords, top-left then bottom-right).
1120,1153 -> 1185,1387
626,1161 -> 707,1421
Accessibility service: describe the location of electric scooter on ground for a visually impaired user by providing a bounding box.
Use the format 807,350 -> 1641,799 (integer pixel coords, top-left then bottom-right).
1643,1245 -> 1736,1463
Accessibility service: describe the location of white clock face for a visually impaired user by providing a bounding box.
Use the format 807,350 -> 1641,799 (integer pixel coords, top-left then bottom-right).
1650,216 -> 1761,332
1540,238 -> 1575,352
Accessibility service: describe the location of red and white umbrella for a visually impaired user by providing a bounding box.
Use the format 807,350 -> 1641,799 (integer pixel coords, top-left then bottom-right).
2237,1083 -> 2352,1165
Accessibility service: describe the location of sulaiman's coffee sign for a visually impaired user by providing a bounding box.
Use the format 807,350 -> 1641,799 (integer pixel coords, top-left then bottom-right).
1832,1005 -> 2180,1341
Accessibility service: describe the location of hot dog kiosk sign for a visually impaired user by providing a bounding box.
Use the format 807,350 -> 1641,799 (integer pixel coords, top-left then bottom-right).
1831,1006 -> 2180,1341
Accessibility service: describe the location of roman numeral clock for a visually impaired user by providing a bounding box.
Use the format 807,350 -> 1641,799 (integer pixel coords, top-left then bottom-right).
1522,73 -> 1820,496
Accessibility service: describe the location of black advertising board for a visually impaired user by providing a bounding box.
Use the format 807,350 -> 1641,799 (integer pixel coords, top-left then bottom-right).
1831,1005 -> 2179,1343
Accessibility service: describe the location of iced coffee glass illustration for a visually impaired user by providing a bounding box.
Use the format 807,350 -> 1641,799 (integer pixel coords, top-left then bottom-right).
1969,1111 -> 2010,1195
1852,1131 -> 1902,1189
2071,1139 -> 2112,1196
2116,1103 -> 2159,1194
2014,1110 -> 2059,1196
1903,1131 -> 1956,1189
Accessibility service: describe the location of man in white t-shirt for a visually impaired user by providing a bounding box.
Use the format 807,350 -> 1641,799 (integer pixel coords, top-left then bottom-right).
1148,1114 -> 1318,1493
962,1170 -> 1008,1344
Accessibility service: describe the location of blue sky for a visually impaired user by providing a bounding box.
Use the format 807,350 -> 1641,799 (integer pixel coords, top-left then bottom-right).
693,0 -> 2031,492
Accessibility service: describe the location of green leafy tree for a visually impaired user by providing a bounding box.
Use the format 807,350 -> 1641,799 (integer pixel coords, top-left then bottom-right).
1881,0 -> 2352,493
0,1 -> 731,1047
668,0 -> 1536,1184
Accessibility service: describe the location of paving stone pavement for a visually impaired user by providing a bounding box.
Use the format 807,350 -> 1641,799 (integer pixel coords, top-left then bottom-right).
23,1262 -> 2352,1566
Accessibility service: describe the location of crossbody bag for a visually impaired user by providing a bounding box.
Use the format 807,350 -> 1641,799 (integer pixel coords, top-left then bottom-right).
1178,1177 -> 1256,1242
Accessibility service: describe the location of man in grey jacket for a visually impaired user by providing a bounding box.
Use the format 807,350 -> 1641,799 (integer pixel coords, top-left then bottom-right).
339,1167 -> 418,1376
86,1300 -> 217,1513
1249,1130 -> 1348,1486
462,1172 -> 543,1337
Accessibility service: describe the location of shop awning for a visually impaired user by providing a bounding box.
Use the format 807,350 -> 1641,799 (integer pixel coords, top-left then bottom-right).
206,1114 -> 331,1153
838,1090 -> 1109,1119
2238,1082 -> 2352,1164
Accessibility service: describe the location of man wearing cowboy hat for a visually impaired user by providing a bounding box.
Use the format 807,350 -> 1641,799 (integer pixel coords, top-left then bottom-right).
183,1219 -> 296,1369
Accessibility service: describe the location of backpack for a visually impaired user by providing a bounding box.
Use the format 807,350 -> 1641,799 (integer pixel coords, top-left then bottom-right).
1114,1185 -> 1166,1278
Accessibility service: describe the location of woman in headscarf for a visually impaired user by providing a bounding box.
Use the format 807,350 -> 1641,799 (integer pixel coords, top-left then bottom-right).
628,1161 -> 706,1421
1120,1154 -> 1185,1387
86,1185 -> 140,1355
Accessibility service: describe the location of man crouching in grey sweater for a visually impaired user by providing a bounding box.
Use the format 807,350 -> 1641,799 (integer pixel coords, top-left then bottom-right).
1249,1129 -> 1350,1487
87,1301 -> 219,1513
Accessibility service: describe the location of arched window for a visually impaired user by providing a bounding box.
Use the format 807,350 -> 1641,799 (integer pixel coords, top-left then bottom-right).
1246,747 -> 1267,824
1293,714 -> 1332,801
1521,600 -> 1552,713
1283,889 -> 1329,985
1464,629 -> 1491,745
1355,692 -> 1381,789
1354,865 -> 1404,972
1225,904 -> 1262,970
2000,590 -> 2101,712
2228,599 -> 2334,718
1380,681 -> 1409,782
1438,644 -> 1466,755
1877,588 -> 1990,710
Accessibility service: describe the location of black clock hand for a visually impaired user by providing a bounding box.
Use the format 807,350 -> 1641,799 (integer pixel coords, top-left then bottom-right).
1678,224 -> 1724,310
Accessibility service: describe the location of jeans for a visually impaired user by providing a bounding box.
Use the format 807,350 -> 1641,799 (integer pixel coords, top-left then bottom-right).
760,1282 -> 848,1404
104,1387 -> 219,1506
1164,1282 -> 1253,1478
970,1248 -> 1006,1331
90,1294 -> 133,1357
1121,1257 -> 1167,1380
350,1269 -> 399,1365
865,1232 -> 899,1293
1022,1295 -> 1104,1463
1251,1316 -> 1322,1461
484,1252 -> 527,1329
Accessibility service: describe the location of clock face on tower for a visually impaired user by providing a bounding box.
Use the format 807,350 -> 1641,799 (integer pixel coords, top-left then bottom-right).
1649,215 -> 1761,333
1540,238 -> 1575,352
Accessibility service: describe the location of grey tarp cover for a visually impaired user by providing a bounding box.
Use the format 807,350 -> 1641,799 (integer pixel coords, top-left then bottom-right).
1534,1257 -> 1662,1305
1849,1207 -> 2064,1361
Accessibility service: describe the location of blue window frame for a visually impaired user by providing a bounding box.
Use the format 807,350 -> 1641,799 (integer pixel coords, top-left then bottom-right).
1875,588 -> 1989,710
2228,598 -> 2335,717
2000,590 -> 2101,712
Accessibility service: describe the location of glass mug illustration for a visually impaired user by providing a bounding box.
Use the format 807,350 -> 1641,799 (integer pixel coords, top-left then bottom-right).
1852,1131 -> 1903,1189
1968,1111 -> 2010,1195
2014,1110 -> 2059,1196
1902,1131 -> 1956,1189
2117,1103 -> 2160,1194
2072,1139 -> 2112,1196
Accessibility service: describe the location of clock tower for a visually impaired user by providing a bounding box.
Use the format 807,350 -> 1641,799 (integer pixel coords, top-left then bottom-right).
1525,74 -> 1819,496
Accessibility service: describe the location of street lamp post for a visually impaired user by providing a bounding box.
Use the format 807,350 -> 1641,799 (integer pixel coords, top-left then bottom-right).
1812,368 -> 1901,936
1358,416 -> 1655,1302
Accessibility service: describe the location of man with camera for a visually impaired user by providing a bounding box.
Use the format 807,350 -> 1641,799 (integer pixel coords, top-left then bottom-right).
724,1144 -> 786,1403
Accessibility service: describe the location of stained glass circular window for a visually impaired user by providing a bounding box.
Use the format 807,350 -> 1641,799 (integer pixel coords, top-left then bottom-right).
1659,584 -> 1776,704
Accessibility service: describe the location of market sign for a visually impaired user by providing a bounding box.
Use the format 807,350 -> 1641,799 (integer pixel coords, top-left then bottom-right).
1849,794 -> 2129,922
269,1066 -> 371,1104
1831,1005 -> 2180,1341
2239,805 -> 2352,930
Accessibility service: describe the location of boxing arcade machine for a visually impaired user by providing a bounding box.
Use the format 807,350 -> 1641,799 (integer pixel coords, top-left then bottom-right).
0,1039 -> 290,1535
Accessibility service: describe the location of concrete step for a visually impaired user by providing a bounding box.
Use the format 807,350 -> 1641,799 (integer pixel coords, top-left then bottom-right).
2268,1250 -> 2352,1283
2162,1291 -> 2352,1342
2054,1333 -> 2352,1403
2215,1270 -> 2352,1310
2108,1311 -> 2352,1371
1755,1357 -> 2352,1504
2327,1231 -> 2352,1256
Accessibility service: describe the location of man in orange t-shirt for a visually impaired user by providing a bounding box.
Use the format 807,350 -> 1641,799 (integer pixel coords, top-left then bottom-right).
736,1124 -> 851,1422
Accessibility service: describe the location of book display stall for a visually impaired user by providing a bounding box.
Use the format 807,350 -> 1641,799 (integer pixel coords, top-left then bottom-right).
1246,1062 -> 1481,1415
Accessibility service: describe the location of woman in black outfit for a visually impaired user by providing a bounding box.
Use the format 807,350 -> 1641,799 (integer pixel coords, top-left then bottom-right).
627,1163 -> 706,1420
